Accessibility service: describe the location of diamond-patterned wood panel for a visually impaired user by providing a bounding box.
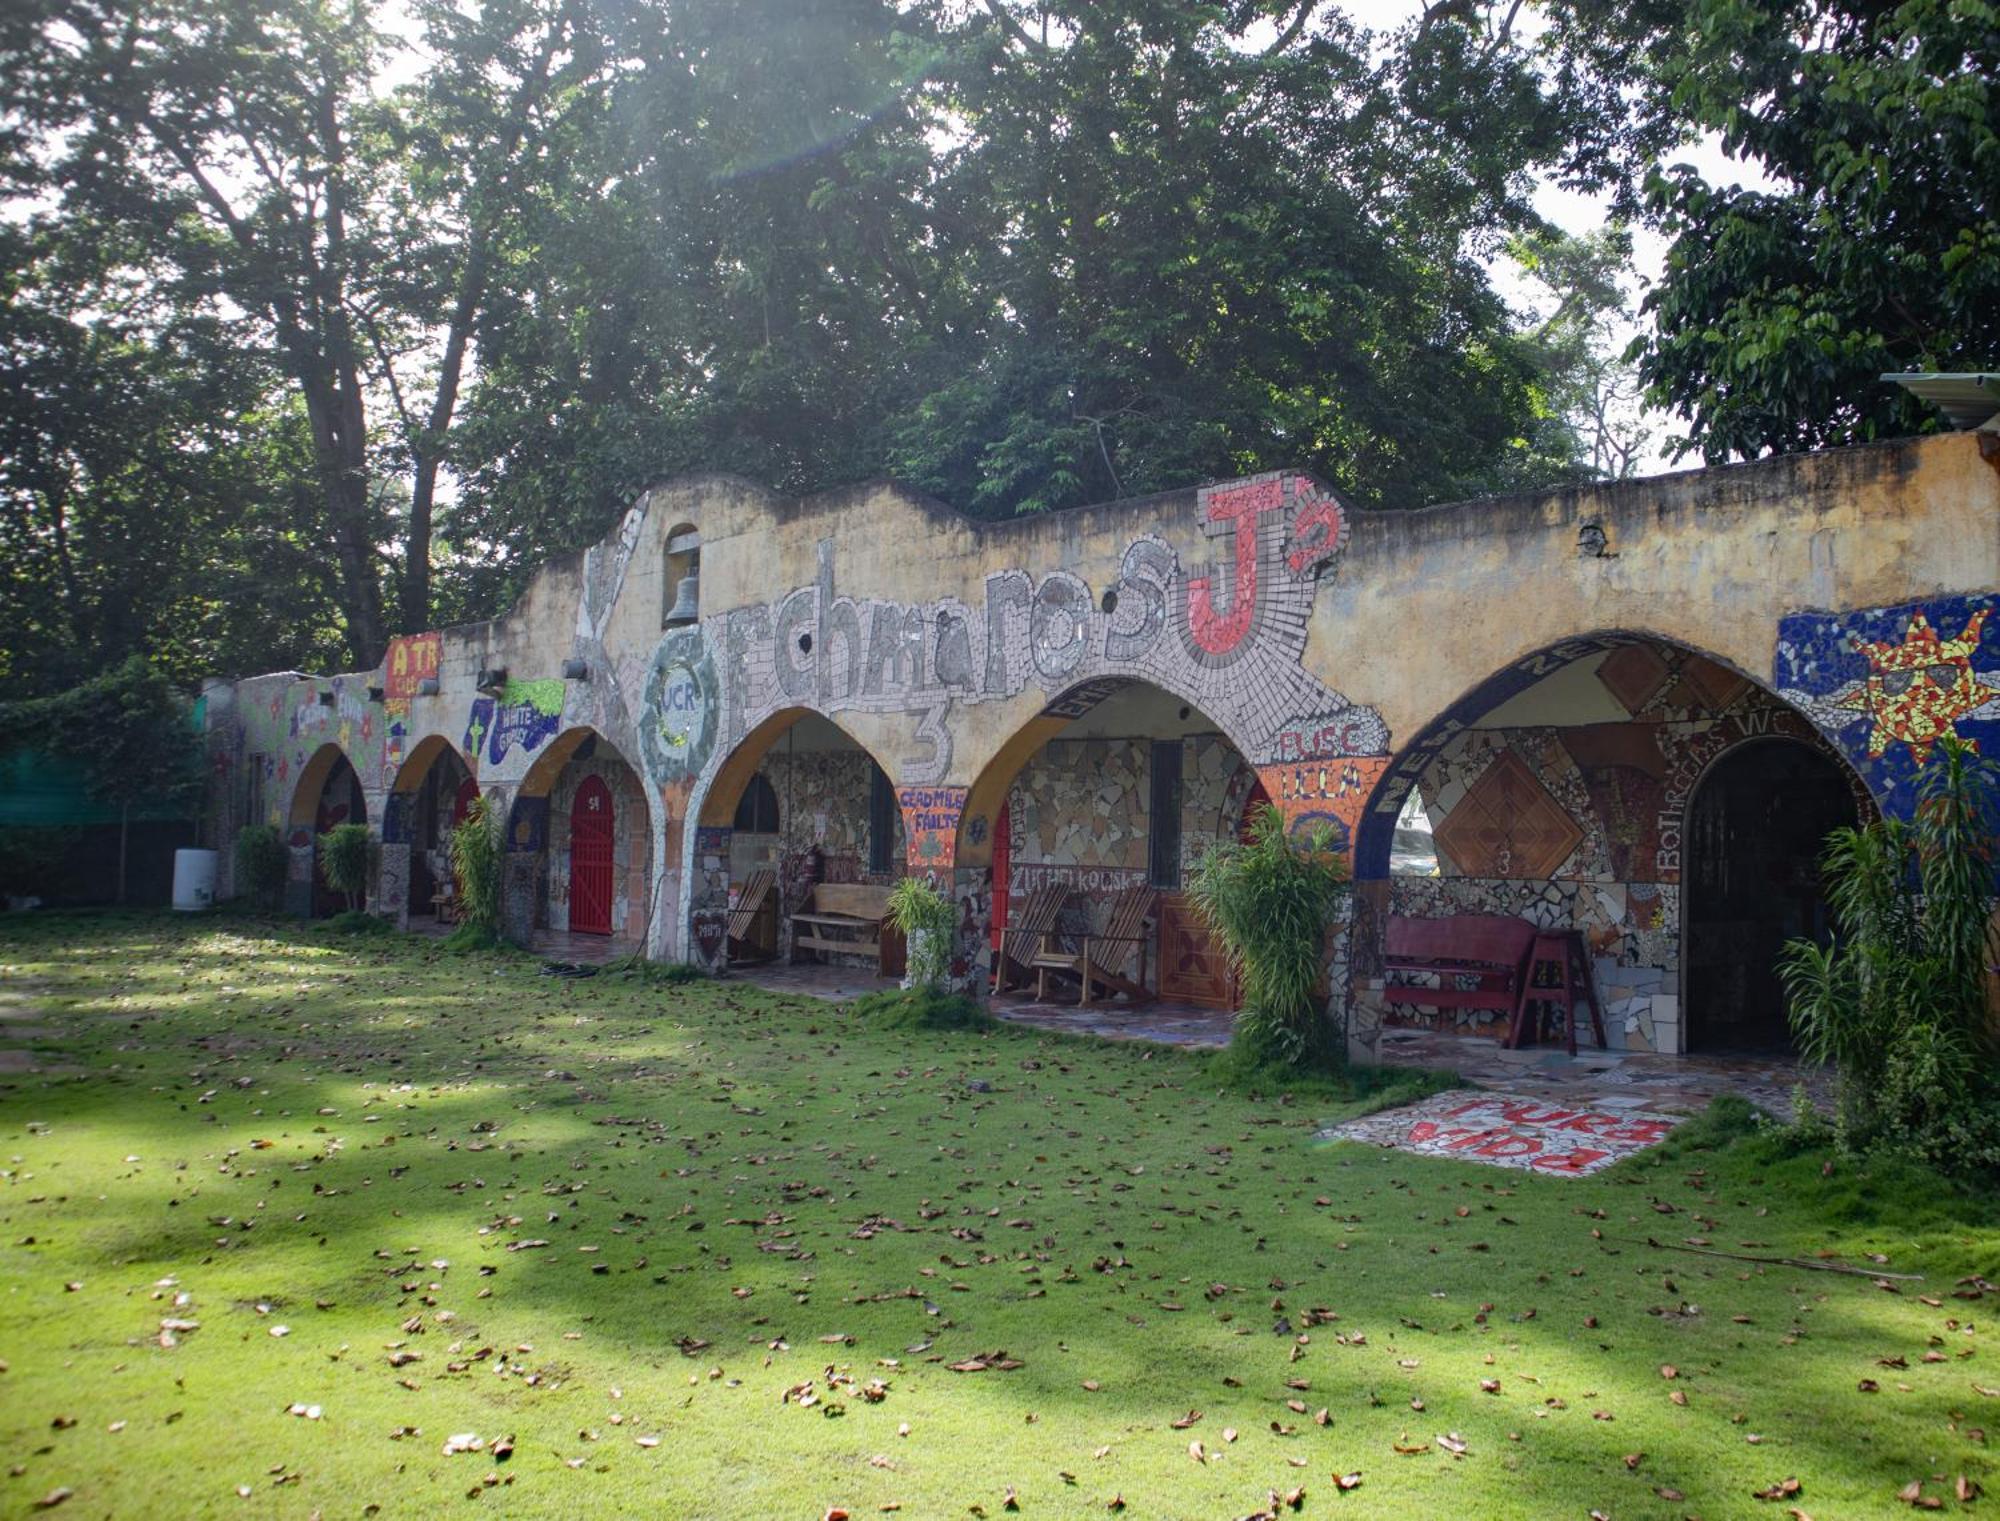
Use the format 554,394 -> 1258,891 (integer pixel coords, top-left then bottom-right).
1596,643 -> 1672,716
1158,892 -> 1238,1009
1674,654 -> 1752,715
1433,749 -> 1585,879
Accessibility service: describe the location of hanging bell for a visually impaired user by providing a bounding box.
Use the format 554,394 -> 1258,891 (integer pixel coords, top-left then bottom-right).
664,564 -> 701,627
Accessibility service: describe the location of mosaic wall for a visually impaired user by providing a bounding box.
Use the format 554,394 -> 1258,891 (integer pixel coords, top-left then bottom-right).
1777,595 -> 2000,812
1002,732 -> 1254,940
727,751 -> 905,886
673,473 -> 1388,859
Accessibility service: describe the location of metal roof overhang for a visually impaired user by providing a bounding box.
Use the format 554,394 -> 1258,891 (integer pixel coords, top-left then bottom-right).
1883,372 -> 2000,431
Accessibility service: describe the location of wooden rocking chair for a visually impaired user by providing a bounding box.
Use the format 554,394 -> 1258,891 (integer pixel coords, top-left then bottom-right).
1030,884 -> 1158,1006
991,882 -> 1072,995
726,868 -> 778,963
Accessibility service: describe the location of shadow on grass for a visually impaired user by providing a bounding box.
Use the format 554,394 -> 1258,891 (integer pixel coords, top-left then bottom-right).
2,913 -> 1994,1517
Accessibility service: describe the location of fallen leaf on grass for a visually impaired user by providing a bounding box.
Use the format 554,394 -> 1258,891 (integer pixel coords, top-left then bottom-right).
1753,1477 -> 1801,1501
1333,1471 -> 1362,1491
949,1352 -> 1022,1373
1170,1410 -> 1202,1429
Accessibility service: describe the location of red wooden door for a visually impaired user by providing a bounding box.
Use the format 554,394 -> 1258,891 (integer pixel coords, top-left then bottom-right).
452,776 -> 479,826
568,776 -> 614,935
1238,778 -> 1273,842
988,798 -> 1011,952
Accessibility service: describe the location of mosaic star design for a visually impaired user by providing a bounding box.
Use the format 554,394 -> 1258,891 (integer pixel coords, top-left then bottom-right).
1834,608 -> 1996,763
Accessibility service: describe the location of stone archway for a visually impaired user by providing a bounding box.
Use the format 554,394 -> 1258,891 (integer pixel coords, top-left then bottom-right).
954,680 -> 1263,1003
504,728 -> 652,949
689,707 -> 905,969
1347,632 -> 1875,1061
286,743 -> 366,918
382,735 -> 476,926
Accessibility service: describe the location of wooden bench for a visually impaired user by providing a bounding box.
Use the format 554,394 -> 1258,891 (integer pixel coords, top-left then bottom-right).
791,881 -> 906,978
1030,884 -> 1158,1005
727,868 -> 777,963
1380,914 -> 1538,1046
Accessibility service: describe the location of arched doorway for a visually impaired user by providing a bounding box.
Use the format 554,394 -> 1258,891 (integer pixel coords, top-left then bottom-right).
507,727 -> 652,947
289,744 -> 366,919
957,681 -> 1260,1008
387,738 -> 476,920
1685,739 -> 1858,1053
568,775 -> 615,935
692,708 -> 906,968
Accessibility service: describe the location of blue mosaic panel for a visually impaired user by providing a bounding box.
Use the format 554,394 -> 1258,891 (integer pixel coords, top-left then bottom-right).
1776,596 -> 2000,813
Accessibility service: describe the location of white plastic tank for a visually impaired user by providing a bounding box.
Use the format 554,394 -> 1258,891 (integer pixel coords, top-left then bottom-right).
171,848 -> 219,911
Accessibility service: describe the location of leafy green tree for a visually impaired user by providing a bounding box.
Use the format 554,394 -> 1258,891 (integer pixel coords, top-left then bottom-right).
1597,0 -> 2000,460
0,222 -> 350,698
0,656 -> 205,901
0,0 -> 590,661
1506,226 -> 1654,481
445,0 -> 1634,594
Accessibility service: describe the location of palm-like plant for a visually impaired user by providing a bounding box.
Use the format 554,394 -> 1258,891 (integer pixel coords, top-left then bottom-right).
1186,805 -> 1348,1069
1778,737 -> 1998,1157
449,796 -> 504,939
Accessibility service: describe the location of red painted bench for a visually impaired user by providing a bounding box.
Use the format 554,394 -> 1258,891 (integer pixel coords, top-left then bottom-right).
1381,914 -> 1539,1045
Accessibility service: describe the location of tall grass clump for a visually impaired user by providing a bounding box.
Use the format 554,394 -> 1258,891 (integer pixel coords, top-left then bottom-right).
445,795 -> 508,951
1187,804 -> 1347,1071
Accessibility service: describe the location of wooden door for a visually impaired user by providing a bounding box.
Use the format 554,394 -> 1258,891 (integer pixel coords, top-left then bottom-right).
1158,892 -> 1236,1009
568,775 -> 614,935
1686,740 -> 1853,1052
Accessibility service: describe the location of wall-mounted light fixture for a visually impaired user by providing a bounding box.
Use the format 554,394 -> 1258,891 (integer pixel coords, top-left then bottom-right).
561,658 -> 590,681
1577,521 -> 1611,559
366,685 -> 385,704
417,677 -> 441,697
316,689 -> 336,707
475,667 -> 509,695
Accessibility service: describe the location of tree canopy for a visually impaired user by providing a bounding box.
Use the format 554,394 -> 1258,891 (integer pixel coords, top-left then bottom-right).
1557,0 -> 1999,461
0,0 -> 1976,694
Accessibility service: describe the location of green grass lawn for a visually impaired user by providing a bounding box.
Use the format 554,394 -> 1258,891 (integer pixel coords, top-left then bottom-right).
0,914 -> 1993,1519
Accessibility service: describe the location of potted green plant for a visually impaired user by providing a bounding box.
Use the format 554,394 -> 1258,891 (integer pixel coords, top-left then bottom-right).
889,875 -> 960,992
